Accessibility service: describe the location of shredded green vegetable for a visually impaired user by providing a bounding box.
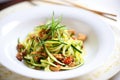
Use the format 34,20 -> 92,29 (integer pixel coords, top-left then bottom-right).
16,14 -> 86,71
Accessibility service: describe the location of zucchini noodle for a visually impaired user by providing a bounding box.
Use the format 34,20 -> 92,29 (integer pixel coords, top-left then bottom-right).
16,14 -> 87,71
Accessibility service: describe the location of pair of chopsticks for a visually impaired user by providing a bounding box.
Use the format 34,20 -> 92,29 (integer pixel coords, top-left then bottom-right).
26,0 -> 117,21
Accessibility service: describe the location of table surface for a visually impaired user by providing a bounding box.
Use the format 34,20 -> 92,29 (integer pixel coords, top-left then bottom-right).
0,0 -> 120,80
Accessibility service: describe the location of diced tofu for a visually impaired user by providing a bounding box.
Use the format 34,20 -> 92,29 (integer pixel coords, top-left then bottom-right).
78,33 -> 87,41
72,36 -> 77,40
53,54 -> 64,61
68,62 -> 76,67
16,53 -> 23,61
68,29 -> 75,35
50,65 -> 61,71
16,44 -> 24,52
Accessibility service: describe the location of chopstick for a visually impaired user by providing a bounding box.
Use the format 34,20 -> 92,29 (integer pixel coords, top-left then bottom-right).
63,0 -> 117,21
26,0 -> 36,5
27,0 -> 117,21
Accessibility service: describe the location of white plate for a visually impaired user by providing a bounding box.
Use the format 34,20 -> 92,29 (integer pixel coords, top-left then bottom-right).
0,5 -> 114,79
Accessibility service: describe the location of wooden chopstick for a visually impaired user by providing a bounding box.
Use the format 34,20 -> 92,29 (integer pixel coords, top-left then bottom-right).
63,0 -> 117,21
26,0 -> 36,5
27,0 -> 117,21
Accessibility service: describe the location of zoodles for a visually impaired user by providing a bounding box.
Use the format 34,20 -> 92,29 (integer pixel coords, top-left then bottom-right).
16,14 -> 87,71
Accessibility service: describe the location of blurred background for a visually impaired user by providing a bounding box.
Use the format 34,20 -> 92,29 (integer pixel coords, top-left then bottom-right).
0,0 -> 27,10
0,0 -> 119,12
